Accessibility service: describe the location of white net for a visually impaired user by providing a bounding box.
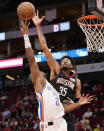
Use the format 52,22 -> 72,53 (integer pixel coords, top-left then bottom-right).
78,15 -> 104,53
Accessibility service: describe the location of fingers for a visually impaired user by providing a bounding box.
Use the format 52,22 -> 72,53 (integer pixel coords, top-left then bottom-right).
41,16 -> 45,22
35,10 -> 38,16
67,97 -> 71,100
79,94 -> 93,106
37,10 -> 39,17
81,93 -> 85,98
67,97 -> 74,103
63,100 -> 70,105
32,10 -> 38,21
85,94 -> 90,98
63,97 -> 74,105
21,19 -> 24,27
25,20 -> 29,26
21,19 -> 30,27
88,95 -> 93,99
21,19 -> 26,27
27,22 -> 30,27
84,96 -> 93,104
85,101 -> 91,104
20,27 -> 22,31
87,96 -> 93,102
24,20 -> 27,27
81,94 -> 93,99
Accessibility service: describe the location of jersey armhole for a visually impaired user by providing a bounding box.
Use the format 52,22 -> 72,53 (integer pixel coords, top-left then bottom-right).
42,80 -> 47,92
35,80 -> 47,96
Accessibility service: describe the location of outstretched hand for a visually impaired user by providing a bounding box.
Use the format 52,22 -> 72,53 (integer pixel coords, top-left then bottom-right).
32,10 -> 45,26
20,19 -> 30,35
78,94 -> 93,106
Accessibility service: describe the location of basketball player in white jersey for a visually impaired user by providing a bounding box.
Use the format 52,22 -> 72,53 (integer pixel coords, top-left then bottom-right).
20,19 -> 93,131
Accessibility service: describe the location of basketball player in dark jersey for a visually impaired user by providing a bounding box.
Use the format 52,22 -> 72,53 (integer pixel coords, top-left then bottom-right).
32,11 -> 81,131
50,56 -> 79,131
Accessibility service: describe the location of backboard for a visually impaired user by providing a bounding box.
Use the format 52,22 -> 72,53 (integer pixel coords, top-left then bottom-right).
88,0 -> 104,20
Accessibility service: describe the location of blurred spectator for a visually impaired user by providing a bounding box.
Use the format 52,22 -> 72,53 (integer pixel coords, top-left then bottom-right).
75,118 -> 82,131
0,121 -> 3,130
97,83 -> 103,92
102,120 -> 104,130
19,121 -> 26,129
33,116 -> 39,130
26,109 -> 32,119
83,108 -> 93,119
3,107 -> 11,120
23,94 -> 29,101
93,108 -> 100,117
3,123 -> 12,131
28,117 -> 33,128
94,97 -> 99,105
92,84 -> 97,92
80,116 -> 92,131
101,98 -> 104,105
0,94 -> 7,100
94,124 -> 103,131
33,122 -> 38,130
17,97 -> 22,117
99,107 -> 104,116
21,107 -> 26,118
10,104 -> 16,118
83,81 -> 90,88
0,101 -> 6,109
10,118 -> 18,130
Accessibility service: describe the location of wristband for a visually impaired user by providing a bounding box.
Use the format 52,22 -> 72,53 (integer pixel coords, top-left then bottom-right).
23,34 -> 31,48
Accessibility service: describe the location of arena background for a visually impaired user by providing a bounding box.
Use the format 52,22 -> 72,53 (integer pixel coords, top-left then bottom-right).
0,0 -> 104,130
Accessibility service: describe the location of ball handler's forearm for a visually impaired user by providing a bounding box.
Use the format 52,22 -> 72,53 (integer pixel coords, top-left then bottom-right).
24,35 -> 34,64
23,35 -> 40,77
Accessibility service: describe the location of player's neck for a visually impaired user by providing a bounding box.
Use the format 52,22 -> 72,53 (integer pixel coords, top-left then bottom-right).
62,70 -> 70,77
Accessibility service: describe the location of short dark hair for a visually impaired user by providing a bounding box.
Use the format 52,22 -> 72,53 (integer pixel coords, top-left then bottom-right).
60,56 -> 74,65
60,55 -> 76,70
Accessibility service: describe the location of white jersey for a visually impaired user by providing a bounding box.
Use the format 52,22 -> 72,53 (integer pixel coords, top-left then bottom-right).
36,80 -> 65,122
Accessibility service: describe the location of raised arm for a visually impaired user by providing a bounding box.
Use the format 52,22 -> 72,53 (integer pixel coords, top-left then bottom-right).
21,20 -> 45,92
32,11 -> 60,79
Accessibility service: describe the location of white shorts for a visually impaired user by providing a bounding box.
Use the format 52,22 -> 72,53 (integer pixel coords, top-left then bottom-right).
40,117 -> 67,131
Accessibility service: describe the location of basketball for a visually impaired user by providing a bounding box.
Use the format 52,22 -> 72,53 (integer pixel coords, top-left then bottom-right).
17,2 -> 35,20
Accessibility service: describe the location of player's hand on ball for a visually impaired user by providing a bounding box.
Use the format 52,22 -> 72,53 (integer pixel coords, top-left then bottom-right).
78,94 -> 93,106
20,20 -> 30,35
32,10 -> 45,26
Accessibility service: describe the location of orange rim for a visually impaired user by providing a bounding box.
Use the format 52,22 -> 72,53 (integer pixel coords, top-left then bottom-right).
77,15 -> 104,27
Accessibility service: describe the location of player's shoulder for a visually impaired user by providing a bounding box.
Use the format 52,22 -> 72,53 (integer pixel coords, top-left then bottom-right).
76,78 -> 81,83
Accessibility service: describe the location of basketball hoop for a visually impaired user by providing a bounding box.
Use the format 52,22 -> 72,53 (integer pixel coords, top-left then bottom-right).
77,15 -> 104,53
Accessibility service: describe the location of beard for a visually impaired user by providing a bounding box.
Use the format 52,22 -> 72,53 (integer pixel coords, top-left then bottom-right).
61,66 -> 69,71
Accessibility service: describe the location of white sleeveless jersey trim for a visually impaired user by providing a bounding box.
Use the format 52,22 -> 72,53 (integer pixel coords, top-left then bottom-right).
36,80 -> 65,122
